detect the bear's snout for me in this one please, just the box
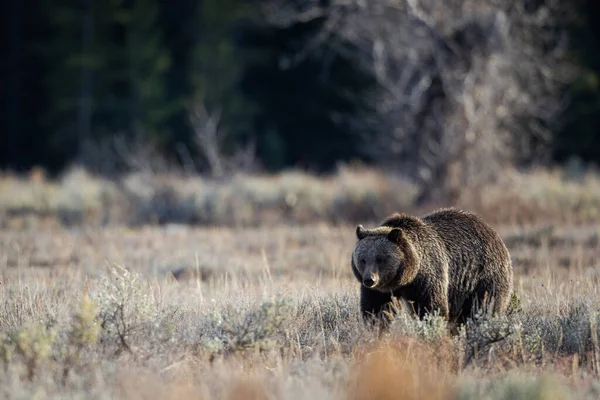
[363,272,379,288]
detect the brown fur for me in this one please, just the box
[351,207,513,326]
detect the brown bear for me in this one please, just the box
[351,207,513,326]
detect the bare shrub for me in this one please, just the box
[262,0,576,205]
[93,264,157,356]
[461,311,517,367]
[202,299,294,355]
[189,98,257,179]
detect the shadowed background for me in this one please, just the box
[2,0,600,228]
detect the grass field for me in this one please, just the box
[2,167,600,399]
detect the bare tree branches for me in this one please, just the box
[262,0,576,204]
[189,99,226,178]
[188,98,257,179]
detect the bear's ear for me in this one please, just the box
[388,228,403,243]
[356,225,366,240]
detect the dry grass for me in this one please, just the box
[2,166,600,398]
[3,164,600,229]
[346,337,455,400]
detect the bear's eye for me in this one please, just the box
[375,256,385,263]
[359,258,366,265]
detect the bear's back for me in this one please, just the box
[421,208,512,311]
[420,208,508,260]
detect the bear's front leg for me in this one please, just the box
[418,267,450,320]
[428,292,450,320]
[420,280,449,320]
[360,285,393,325]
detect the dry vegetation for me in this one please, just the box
[2,166,600,399]
[2,164,600,229]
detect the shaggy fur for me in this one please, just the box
[351,208,513,325]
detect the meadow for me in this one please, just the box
[2,165,600,399]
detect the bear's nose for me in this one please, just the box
[363,273,378,288]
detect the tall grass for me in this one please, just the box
[2,214,600,398]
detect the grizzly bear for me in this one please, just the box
[351,208,513,326]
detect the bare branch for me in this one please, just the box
[262,0,576,204]
[189,98,225,179]
[188,98,258,178]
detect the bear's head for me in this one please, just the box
[351,225,420,292]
